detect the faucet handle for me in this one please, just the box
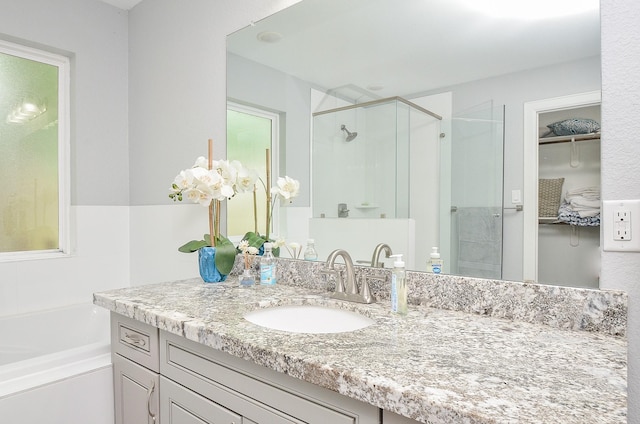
[321,268,345,293]
[360,275,384,304]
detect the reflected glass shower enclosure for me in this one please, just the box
[312,97,440,220]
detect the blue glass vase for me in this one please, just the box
[198,247,227,283]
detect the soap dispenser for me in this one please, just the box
[429,247,443,274]
[389,254,408,315]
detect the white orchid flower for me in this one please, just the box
[235,165,258,194]
[193,156,208,169]
[272,176,300,201]
[273,237,286,248]
[247,246,259,255]
[214,160,238,186]
[183,187,212,207]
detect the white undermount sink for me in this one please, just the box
[244,305,375,334]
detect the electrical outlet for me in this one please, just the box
[603,200,640,251]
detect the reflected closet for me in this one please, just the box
[537,105,601,288]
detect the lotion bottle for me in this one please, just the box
[390,254,408,315]
[260,243,276,285]
[429,247,443,274]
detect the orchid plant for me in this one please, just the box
[240,149,300,255]
[169,141,257,275]
[241,176,300,255]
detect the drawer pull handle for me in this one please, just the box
[147,380,156,423]
[123,331,147,348]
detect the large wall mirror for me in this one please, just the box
[226,0,601,288]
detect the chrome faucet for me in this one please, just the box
[338,203,349,218]
[371,243,393,268]
[321,249,375,304]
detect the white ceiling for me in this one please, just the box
[227,0,600,99]
[100,0,142,10]
[97,0,600,99]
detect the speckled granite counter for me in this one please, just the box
[94,268,626,423]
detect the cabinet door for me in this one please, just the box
[113,353,160,424]
[160,377,242,424]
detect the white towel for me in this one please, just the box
[569,197,600,209]
[565,186,600,201]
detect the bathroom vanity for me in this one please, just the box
[95,260,627,424]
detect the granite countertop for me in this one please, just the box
[94,277,626,424]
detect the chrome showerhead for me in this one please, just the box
[341,124,358,141]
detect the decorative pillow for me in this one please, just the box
[547,118,600,136]
[539,178,565,218]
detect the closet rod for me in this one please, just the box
[538,133,600,145]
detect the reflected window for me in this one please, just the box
[0,40,69,258]
[226,104,278,239]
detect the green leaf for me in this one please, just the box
[178,239,209,253]
[214,235,237,275]
[240,231,280,256]
[242,231,267,249]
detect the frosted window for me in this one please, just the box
[0,41,68,256]
[226,106,277,238]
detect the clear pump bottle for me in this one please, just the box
[260,243,276,285]
[389,254,408,315]
[429,247,443,274]
[303,239,318,261]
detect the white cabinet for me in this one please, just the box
[110,313,382,424]
[111,313,161,424]
[160,377,242,424]
[113,354,159,424]
[160,330,379,424]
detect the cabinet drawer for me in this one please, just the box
[161,377,242,424]
[111,312,160,372]
[161,376,299,424]
[161,331,379,424]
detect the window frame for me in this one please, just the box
[0,39,71,262]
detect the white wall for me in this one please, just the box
[0,0,130,316]
[600,0,640,420]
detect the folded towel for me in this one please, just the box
[558,201,601,226]
[565,186,600,201]
[569,197,601,210]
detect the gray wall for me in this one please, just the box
[127,0,301,206]
[0,0,129,206]
[227,53,312,206]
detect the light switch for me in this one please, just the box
[511,189,522,204]
[603,200,640,251]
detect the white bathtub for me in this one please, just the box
[0,303,114,423]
